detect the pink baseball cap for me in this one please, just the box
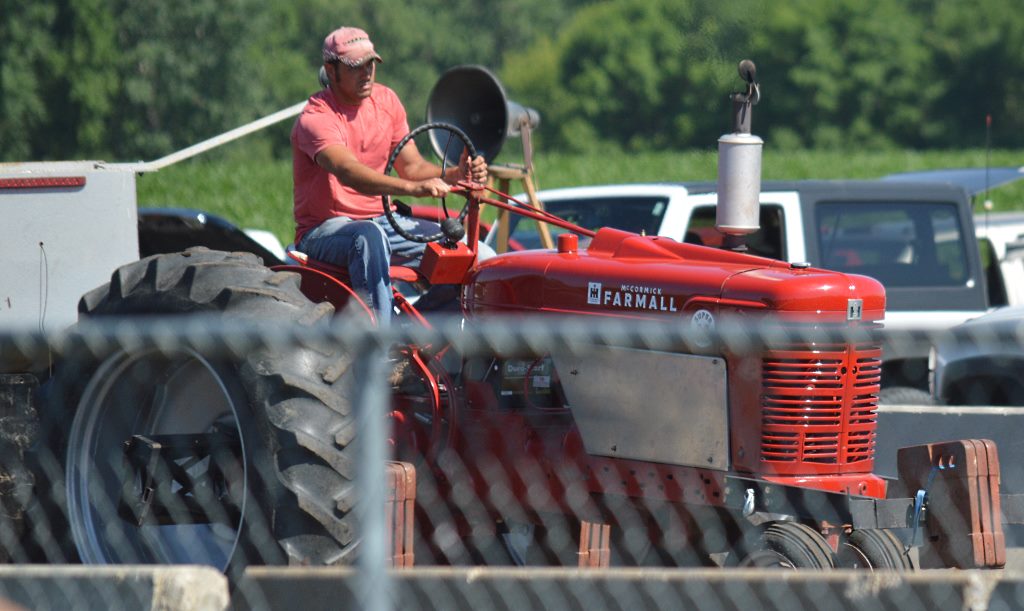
[322,27,383,67]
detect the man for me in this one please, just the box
[291,26,488,326]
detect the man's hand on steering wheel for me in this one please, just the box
[458,148,488,186]
[410,177,452,198]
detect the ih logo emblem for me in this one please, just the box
[847,299,863,321]
[587,282,602,305]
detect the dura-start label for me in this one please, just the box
[586,281,679,312]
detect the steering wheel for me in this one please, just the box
[382,122,478,244]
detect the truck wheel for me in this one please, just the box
[838,528,912,570]
[878,386,937,406]
[49,248,358,574]
[947,377,1024,406]
[737,522,836,569]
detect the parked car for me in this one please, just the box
[931,305,1024,405]
[975,210,1024,261]
[139,207,287,265]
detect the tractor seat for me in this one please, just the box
[286,249,422,283]
[285,249,461,325]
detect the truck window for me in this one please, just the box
[816,201,969,287]
[508,196,669,250]
[685,205,786,260]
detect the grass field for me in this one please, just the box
[136,147,1024,246]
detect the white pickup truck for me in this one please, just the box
[489,169,1024,395]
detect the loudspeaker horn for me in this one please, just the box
[426,65,540,166]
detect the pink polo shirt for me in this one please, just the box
[291,84,409,244]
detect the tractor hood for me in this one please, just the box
[464,227,885,323]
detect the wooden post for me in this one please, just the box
[385,461,417,567]
[487,164,554,253]
[577,520,611,568]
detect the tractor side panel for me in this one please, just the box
[551,347,729,470]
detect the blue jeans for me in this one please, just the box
[298,214,491,326]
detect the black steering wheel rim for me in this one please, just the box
[382,122,478,244]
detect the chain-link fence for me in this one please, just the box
[1,313,1024,610]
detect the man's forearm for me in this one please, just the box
[399,159,457,183]
[343,166,418,195]
[319,153,416,196]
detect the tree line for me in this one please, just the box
[2,0,1022,163]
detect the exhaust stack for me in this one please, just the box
[716,60,763,252]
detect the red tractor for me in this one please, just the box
[35,61,1011,576]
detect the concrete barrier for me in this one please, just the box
[878,404,1024,557]
[0,565,228,611]
[876,405,1024,486]
[233,566,1024,611]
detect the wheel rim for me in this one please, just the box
[839,543,873,569]
[738,549,797,569]
[66,348,248,570]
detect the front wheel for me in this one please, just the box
[43,248,361,575]
[838,528,913,570]
[736,522,836,569]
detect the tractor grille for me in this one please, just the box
[760,341,882,467]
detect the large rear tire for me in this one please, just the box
[39,248,360,575]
